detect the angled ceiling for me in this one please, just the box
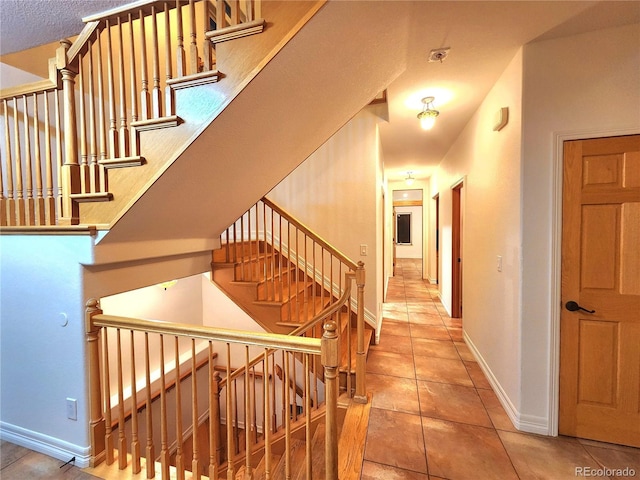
[1,1,639,185]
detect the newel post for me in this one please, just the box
[86,298,106,466]
[58,39,80,225]
[322,321,339,480]
[209,371,222,479]
[354,261,367,403]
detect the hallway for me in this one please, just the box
[361,259,640,480]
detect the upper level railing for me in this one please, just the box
[86,296,341,479]
[1,0,264,227]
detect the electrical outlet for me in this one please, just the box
[66,398,77,421]
[360,244,368,256]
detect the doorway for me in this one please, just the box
[392,189,423,279]
[451,181,464,318]
[559,134,640,447]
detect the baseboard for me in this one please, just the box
[462,332,549,436]
[0,422,91,468]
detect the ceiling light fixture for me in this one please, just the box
[417,96,439,130]
[405,172,415,186]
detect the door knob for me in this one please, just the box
[565,301,595,314]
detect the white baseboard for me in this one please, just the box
[462,332,549,436]
[0,422,91,468]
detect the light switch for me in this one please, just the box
[360,244,368,256]
[497,255,503,272]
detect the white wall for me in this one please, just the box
[268,109,381,327]
[0,234,95,465]
[520,23,640,431]
[430,48,524,426]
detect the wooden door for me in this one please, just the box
[452,183,463,318]
[559,134,640,447]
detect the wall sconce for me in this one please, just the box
[159,280,178,290]
[417,96,439,130]
[405,172,415,186]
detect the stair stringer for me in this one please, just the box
[90,1,411,248]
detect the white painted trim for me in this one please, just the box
[0,422,91,468]
[463,332,549,435]
[549,126,639,437]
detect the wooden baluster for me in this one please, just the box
[150,5,162,118]
[116,329,127,469]
[3,100,15,225]
[13,97,24,225]
[0,124,6,226]
[312,241,317,315]
[22,95,35,225]
[284,352,291,480]
[263,349,271,479]
[105,20,118,158]
[244,0,254,22]
[175,337,185,480]
[87,41,99,193]
[270,209,275,301]
[224,228,230,262]
[190,339,200,480]
[160,335,170,479]
[271,354,277,434]
[304,236,309,321]
[130,331,141,473]
[292,352,298,423]
[54,91,63,219]
[189,0,198,74]
[226,344,234,480]
[233,379,239,454]
[232,222,237,263]
[304,354,312,480]
[355,261,367,403]
[287,222,291,322]
[96,29,107,192]
[78,55,89,193]
[176,0,186,77]
[144,333,155,479]
[229,0,239,25]
[322,321,339,480]
[164,2,174,116]
[244,346,252,478]
[32,94,45,225]
[263,201,268,286]
[321,249,325,311]
[240,215,245,281]
[216,0,226,30]
[139,9,150,121]
[209,343,221,479]
[255,0,261,21]
[128,13,138,156]
[346,305,352,397]
[278,215,283,302]
[201,0,212,71]
[252,365,258,444]
[248,209,254,282]
[117,17,129,157]
[295,228,300,322]
[103,327,114,464]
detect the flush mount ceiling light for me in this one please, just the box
[405,172,415,186]
[417,96,439,130]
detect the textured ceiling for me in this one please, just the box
[0,0,133,55]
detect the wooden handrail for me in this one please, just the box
[262,196,358,271]
[92,314,321,354]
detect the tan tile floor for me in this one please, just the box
[361,258,640,480]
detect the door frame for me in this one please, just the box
[451,180,464,318]
[549,127,639,436]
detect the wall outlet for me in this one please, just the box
[66,398,77,421]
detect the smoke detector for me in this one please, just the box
[428,48,450,63]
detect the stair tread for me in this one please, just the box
[272,438,306,479]
[252,453,283,480]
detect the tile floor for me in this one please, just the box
[361,258,640,480]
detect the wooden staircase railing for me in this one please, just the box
[86,297,341,479]
[1,0,264,227]
[216,197,368,402]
